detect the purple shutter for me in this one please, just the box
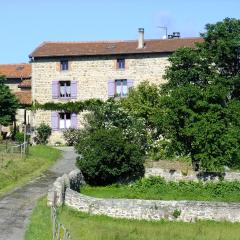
[108,80,115,98]
[127,79,134,89]
[51,112,59,131]
[71,81,77,99]
[71,113,77,128]
[52,81,59,99]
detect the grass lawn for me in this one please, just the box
[0,145,61,195]
[25,197,240,240]
[81,177,240,202]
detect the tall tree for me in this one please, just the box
[0,75,19,126]
[161,18,240,171]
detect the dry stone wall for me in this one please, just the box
[49,169,240,223]
[145,168,240,182]
[65,189,240,222]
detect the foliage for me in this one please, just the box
[160,18,240,171]
[33,99,103,113]
[76,127,145,186]
[26,198,240,240]
[82,176,240,202]
[0,75,19,125]
[121,81,162,132]
[15,131,24,143]
[63,128,81,146]
[35,123,52,145]
[75,100,147,185]
[172,209,181,219]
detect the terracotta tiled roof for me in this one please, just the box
[18,80,31,88]
[0,64,31,79]
[30,38,203,58]
[14,91,32,105]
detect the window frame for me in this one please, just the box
[115,79,128,97]
[60,60,69,71]
[116,58,125,70]
[59,112,71,129]
[59,80,71,99]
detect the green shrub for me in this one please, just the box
[63,128,81,146]
[15,131,24,143]
[76,127,145,186]
[35,123,51,145]
[172,209,181,218]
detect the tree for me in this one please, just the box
[161,18,240,171]
[0,75,19,126]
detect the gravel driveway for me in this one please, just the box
[0,147,77,240]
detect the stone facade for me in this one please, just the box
[32,54,170,144]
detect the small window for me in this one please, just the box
[115,79,128,97]
[117,59,125,69]
[60,60,69,71]
[59,81,71,98]
[59,112,71,129]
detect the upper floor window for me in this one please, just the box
[59,81,71,98]
[60,60,69,71]
[115,79,128,97]
[117,58,125,69]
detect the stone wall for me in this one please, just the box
[32,54,170,143]
[49,169,240,223]
[145,168,240,182]
[65,189,240,223]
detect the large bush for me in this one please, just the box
[76,127,145,186]
[35,123,51,145]
[75,100,147,185]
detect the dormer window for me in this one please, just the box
[117,58,125,69]
[60,60,69,71]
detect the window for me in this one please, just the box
[60,60,69,71]
[115,79,128,97]
[59,81,71,98]
[117,58,125,69]
[59,112,71,129]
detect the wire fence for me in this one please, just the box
[51,206,71,240]
[0,142,29,168]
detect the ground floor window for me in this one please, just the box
[115,79,128,97]
[59,112,71,129]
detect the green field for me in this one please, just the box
[25,198,240,240]
[0,145,61,194]
[81,177,240,202]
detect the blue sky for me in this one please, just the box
[0,0,239,64]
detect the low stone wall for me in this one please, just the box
[145,168,240,182]
[47,169,85,207]
[65,188,240,222]
[49,168,240,222]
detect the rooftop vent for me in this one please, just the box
[168,32,181,39]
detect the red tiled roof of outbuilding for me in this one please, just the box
[0,64,31,79]
[14,91,32,105]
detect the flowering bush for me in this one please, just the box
[63,128,81,146]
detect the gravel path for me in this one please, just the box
[0,147,77,240]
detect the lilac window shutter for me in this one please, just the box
[71,81,77,99]
[71,113,77,128]
[108,80,115,98]
[52,81,59,99]
[127,79,134,89]
[51,112,59,130]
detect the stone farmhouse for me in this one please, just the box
[0,64,32,134]
[29,29,202,144]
